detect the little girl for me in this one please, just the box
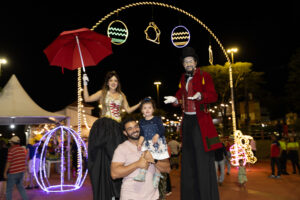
[238,159,247,188]
[134,97,169,188]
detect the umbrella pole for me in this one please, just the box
[75,36,86,73]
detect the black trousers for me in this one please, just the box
[271,157,281,176]
[181,115,219,200]
[289,150,300,173]
[280,150,288,173]
[166,173,172,193]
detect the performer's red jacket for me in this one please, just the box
[175,68,222,152]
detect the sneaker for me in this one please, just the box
[153,173,163,188]
[34,185,39,189]
[134,169,147,182]
[226,172,230,175]
[218,182,223,186]
[276,176,281,179]
[268,175,276,178]
[25,186,33,190]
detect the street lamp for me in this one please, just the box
[227,48,238,63]
[225,48,239,132]
[0,58,7,76]
[154,81,161,107]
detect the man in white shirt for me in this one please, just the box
[111,118,170,200]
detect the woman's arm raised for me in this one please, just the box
[122,93,141,114]
[83,85,102,103]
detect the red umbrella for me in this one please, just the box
[44,27,112,73]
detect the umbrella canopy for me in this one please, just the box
[44,28,112,72]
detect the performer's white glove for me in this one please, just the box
[187,92,202,100]
[82,73,89,86]
[164,96,178,104]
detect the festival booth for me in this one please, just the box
[55,102,98,138]
[0,75,88,192]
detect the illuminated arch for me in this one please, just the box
[78,1,257,165]
[88,1,237,132]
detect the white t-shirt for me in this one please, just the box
[112,140,159,200]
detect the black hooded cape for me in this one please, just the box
[88,118,126,200]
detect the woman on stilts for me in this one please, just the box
[83,71,141,200]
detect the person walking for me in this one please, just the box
[238,159,247,189]
[224,138,232,175]
[25,139,41,189]
[3,136,28,200]
[214,142,228,186]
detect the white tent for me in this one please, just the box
[0,74,67,125]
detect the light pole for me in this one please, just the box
[154,81,161,107]
[227,48,238,63]
[0,58,7,77]
[225,48,238,132]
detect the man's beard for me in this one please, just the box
[185,66,195,75]
[127,131,140,140]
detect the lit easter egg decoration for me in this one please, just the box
[171,25,190,48]
[230,143,246,166]
[33,126,88,193]
[107,20,129,45]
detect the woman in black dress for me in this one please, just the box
[83,71,141,200]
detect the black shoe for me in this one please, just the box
[34,185,39,189]
[282,172,289,175]
[25,186,33,190]
[293,171,296,174]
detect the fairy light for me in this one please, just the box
[230,130,257,166]
[82,112,91,130]
[33,126,88,192]
[78,68,82,136]
[33,124,52,135]
[230,143,246,166]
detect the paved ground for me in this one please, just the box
[6,160,300,200]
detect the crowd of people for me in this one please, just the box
[270,134,300,178]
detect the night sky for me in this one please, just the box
[0,0,299,115]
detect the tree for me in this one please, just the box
[201,62,264,134]
[286,48,300,114]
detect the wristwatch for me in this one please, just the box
[154,159,158,164]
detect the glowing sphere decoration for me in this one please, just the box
[107,20,129,45]
[171,25,190,48]
[33,126,88,193]
[229,143,246,166]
